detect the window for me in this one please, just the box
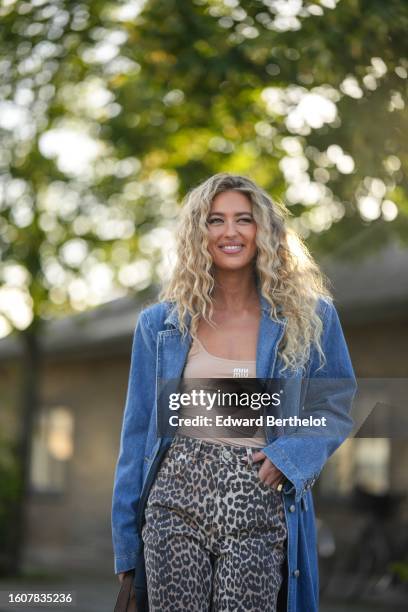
[318,439,355,497]
[353,438,390,494]
[30,406,74,494]
[318,437,390,499]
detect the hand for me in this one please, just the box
[118,571,132,584]
[244,451,285,489]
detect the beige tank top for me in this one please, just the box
[177,338,266,447]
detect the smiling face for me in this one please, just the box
[206,190,258,272]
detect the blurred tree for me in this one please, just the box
[0,0,167,574]
[108,0,407,257]
[0,0,407,575]
[0,435,21,574]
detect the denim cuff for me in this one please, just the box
[262,441,307,503]
[114,537,142,574]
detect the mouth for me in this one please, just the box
[219,243,244,254]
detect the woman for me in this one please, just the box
[111,173,356,611]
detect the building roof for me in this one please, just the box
[321,241,408,323]
[1,243,407,360]
[0,291,157,360]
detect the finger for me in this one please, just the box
[271,477,283,489]
[258,462,280,481]
[270,471,284,484]
[259,469,283,487]
[262,476,283,489]
[250,451,266,463]
[258,462,274,481]
[272,475,285,490]
[258,464,268,480]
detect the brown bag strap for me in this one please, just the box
[114,571,137,612]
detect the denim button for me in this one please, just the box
[293,569,300,578]
[289,504,296,513]
[222,449,232,460]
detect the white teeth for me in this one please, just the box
[221,245,243,252]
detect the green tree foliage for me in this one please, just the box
[0,0,407,332]
[0,0,168,334]
[109,0,408,255]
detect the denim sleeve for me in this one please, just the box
[262,299,357,503]
[111,310,156,574]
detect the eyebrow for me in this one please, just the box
[207,212,253,216]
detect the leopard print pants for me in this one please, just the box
[141,434,287,611]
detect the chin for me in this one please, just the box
[213,259,254,271]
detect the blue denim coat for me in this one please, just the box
[111,295,356,612]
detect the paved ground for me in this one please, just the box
[0,574,117,612]
[0,574,406,612]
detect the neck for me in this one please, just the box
[212,268,259,312]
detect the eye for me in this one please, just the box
[237,217,253,223]
[207,217,223,224]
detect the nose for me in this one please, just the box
[223,219,239,238]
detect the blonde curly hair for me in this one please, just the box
[160,173,332,372]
